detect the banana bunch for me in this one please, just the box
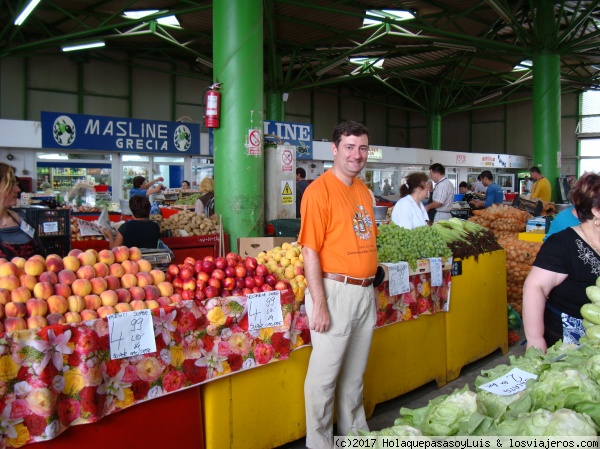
[581,278,600,342]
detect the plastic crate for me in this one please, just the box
[39,236,70,257]
[268,219,301,238]
[13,208,72,257]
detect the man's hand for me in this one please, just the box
[311,302,330,333]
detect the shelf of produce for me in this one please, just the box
[201,347,311,449]
[33,387,204,449]
[362,313,447,418]
[445,249,508,382]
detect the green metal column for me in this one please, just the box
[532,0,560,201]
[213,0,264,251]
[428,85,441,150]
[266,90,285,122]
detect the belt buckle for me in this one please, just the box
[343,275,348,285]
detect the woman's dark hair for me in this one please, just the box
[400,172,429,198]
[132,176,145,189]
[571,173,600,222]
[129,195,151,218]
[332,121,369,148]
[181,180,190,188]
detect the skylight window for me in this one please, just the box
[123,10,180,27]
[364,9,414,26]
[349,57,384,70]
[513,59,533,71]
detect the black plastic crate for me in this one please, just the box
[12,208,71,257]
[268,219,301,238]
[38,236,71,258]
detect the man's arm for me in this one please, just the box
[424,201,442,211]
[302,246,330,333]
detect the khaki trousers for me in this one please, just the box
[304,278,376,449]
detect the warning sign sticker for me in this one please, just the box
[248,129,262,156]
[281,148,293,172]
[281,181,293,204]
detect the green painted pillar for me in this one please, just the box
[428,84,441,150]
[266,90,285,122]
[532,0,560,201]
[213,0,264,251]
[428,113,442,150]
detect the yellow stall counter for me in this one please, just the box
[445,250,508,382]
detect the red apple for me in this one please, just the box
[204,285,218,298]
[261,284,274,292]
[197,271,210,283]
[214,257,227,270]
[252,286,261,293]
[242,287,253,296]
[274,280,288,291]
[167,264,179,278]
[172,277,183,290]
[231,288,243,296]
[183,278,197,291]
[207,277,221,290]
[169,293,183,303]
[181,289,194,301]
[225,257,236,267]
[195,279,207,291]
[244,276,256,289]
[220,289,231,298]
[265,274,277,287]
[222,277,235,290]
[194,260,204,274]
[224,266,236,278]
[201,260,215,275]
[253,275,265,287]
[211,269,225,280]
[184,256,196,266]
[244,257,258,270]
[234,265,247,279]
[179,265,194,281]
[203,255,214,263]
[194,289,206,301]
[226,252,241,263]
[246,268,255,278]
[256,264,269,277]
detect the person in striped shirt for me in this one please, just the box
[424,163,454,223]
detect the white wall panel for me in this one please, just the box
[29,56,77,90]
[131,68,170,120]
[29,91,77,120]
[85,59,128,96]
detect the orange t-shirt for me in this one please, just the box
[298,170,378,278]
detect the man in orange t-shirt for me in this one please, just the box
[298,120,378,448]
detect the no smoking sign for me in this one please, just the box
[281,148,293,172]
[248,129,262,155]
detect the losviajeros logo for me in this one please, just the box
[174,125,191,151]
[52,115,76,146]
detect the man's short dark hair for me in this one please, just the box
[529,166,542,175]
[332,121,369,148]
[296,167,306,179]
[132,176,145,189]
[129,195,151,218]
[429,163,445,175]
[459,181,468,189]
[480,170,493,181]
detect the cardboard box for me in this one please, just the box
[526,216,547,232]
[237,237,296,257]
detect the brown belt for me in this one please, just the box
[323,272,375,287]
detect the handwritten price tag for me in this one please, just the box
[247,291,284,331]
[388,262,410,296]
[107,310,156,360]
[478,368,537,396]
[429,257,443,287]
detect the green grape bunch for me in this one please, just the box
[376,222,452,269]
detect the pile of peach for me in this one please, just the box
[0,246,177,333]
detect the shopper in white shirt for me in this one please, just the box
[391,172,430,229]
[425,163,454,223]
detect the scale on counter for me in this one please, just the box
[454,201,471,209]
[140,249,172,271]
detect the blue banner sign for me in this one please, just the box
[41,111,200,155]
[263,121,312,160]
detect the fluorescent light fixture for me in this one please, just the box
[513,59,533,71]
[472,91,503,104]
[364,9,414,26]
[14,0,41,26]
[316,58,348,76]
[62,41,105,52]
[195,56,213,69]
[433,42,476,52]
[349,57,384,69]
[123,10,180,27]
[37,153,68,160]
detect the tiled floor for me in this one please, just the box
[276,337,527,449]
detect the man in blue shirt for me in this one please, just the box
[469,170,504,208]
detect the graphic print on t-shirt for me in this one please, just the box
[352,205,373,240]
[577,239,600,276]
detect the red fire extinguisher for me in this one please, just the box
[204,82,222,128]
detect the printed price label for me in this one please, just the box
[247,291,284,331]
[20,220,35,238]
[430,257,443,286]
[107,310,157,360]
[478,368,537,396]
[42,221,58,233]
[387,262,410,296]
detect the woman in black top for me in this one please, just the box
[103,195,160,249]
[523,173,600,352]
[0,163,41,259]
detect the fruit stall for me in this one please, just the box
[0,219,511,448]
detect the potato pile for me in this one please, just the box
[70,217,104,241]
[469,205,541,315]
[159,210,218,237]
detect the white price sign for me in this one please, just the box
[42,221,58,233]
[387,262,410,296]
[429,257,443,287]
[247,290,284,331]
[107,310,157,360]
[478,368,537,396]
